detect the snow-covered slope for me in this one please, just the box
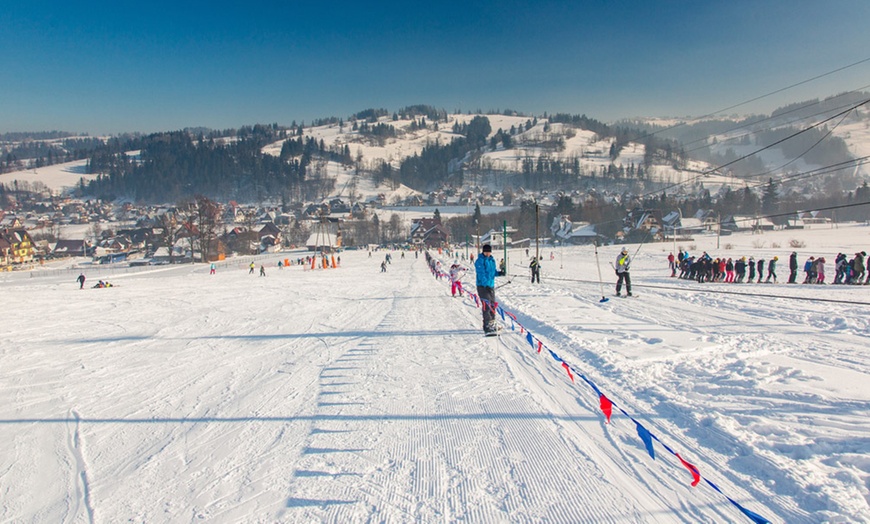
[2,223,868,522]
[0,158,95,192]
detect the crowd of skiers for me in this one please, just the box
[672,249,868,285]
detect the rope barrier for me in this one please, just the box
[531,273,870,307]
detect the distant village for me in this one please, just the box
[0,185,830,270]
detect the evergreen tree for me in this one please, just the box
[761,178,779,214]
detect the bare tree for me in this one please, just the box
[158,210,180,263]
[195,195,222,262]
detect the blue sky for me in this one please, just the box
[2,1,869,135]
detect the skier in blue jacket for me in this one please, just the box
[475,244,499,334]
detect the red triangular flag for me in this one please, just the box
[537,340,543,354]
[675,453,701,486]
[599,394,613,423]
[561,362,574,382]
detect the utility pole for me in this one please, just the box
[503,220,508,272]
[535,203,540,262]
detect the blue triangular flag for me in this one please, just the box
[636,422,655,460]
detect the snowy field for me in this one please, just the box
[0,159,95,190]
[1,224,869,523]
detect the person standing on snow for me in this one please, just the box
[449,262,466,297]
[765,257,778,283]
[259,265,266,277]
[756,258,765,283]
[803,256,815,283]
[475,244,499,334]
[788,252,798,283]
[77,273,86,289]
[735,257,746,283]
[529,256,541,284]
[854,251,866,284]
[249,261,255,274]
[615,247,632,297]
[210,263,216,275]
[834,253,847,284]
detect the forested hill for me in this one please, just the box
[84,124,307,203]
[77,108,684,204]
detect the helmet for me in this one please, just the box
[621,248,628,254]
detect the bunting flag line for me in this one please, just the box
[428,251,770,524]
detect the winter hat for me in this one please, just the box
[482,244,492,253]
[621,247,628,254]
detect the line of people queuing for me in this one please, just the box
[672,249,867,284]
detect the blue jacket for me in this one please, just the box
[475,253,497,287]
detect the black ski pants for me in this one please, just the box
[477,285,496,332]
[616,271,631,295]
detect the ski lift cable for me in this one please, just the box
[619,57,870,143]
[536,170,870,236]
[678,85,870,155]
[735,108,855,182]
[643,97,870,201]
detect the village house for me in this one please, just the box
[409,216,450,248]
[52,239,90,258]
[0,228,35,265]
[550,215,599,245]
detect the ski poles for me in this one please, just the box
[594,242,609,303]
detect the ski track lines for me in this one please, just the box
[0,262,383,522]
[281,261,703,523]
[4,254,858,522]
